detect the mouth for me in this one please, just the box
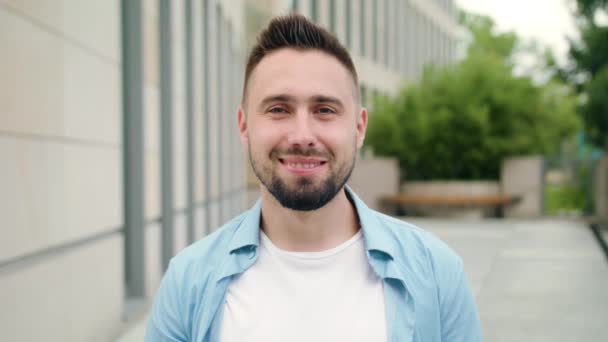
[278,157,327,175]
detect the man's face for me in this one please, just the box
[238,48,367,211]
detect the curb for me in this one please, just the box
[590,222,608,262]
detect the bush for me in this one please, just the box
[365,12,580,181]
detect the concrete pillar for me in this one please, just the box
[595,155,608,220]
[501,155,545,218]
[349,157,400,211]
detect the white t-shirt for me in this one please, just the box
[219,229,387,342]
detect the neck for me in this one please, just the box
[259,186,360,252]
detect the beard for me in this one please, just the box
[249,143,356,211]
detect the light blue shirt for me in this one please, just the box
[145,187,482,341]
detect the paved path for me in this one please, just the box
[409,218,608,342]
[117,218,608,341]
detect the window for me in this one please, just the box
[311,0,318,22]
[345,0,351,48]
[329,0,336,33]
[372,0,378,61]
[159,0,175,270]
[359,0,365,56]
[122,0,146,298]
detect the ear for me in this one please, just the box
[237,106,248,149]
[356,107,368,149]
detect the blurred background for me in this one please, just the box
[0,0,607,341]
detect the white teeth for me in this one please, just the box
[288,162,319,169]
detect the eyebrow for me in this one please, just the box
[259,94,295,109]
[310,95,344,107]
[258,94,345,109]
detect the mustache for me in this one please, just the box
[270,146,333,160]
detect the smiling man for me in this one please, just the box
[145,14,482,342]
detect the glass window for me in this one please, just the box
[345,0,351,48]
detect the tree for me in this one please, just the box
[564,0,608,149]
[365,12,580,180]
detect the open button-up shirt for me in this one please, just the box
[145,187,483,342]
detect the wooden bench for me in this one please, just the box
[380,194,521,217]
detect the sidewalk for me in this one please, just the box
[117,218,608,341]
[414,218,608,342]
[116,318,147,342]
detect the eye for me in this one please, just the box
[316,106,337,115]
[268,106,289,114]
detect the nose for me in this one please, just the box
[286,109,316,147]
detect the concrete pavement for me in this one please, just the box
[117,218,608,341]
[411,218,608,342]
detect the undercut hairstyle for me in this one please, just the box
[242,14,359,103]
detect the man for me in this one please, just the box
[146,14,482,342]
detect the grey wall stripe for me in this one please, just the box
[384,0,390,67]
[159,0,174,270]
[345,0,351,48]
[121,0,146,298]
[227,23,233,218]
[311,0,318,22]
[359,0,365,57]
[184,0,196,244]
[216,5,224,223]
[329,0,336,33]
[202,0,212,236]
[372,0,378,62]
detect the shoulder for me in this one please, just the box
[145,212,251,340]
[372,213,482,340]
[371,211,464,276]
[167,211,249,285]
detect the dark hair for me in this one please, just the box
[242,14,359,103]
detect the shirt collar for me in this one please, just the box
[218,186,404,285]
[227,185,400,261]
[346,185,400,260]
[227,198,262,253]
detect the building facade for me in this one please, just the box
[287,0,458,99]
[0,1,458,340]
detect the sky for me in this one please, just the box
[455,0,579,64]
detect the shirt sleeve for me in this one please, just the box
[439,258,483,342]
[144,261,189,342]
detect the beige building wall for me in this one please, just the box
[0,1,460,339]
[0,0,246,340]
[138,0,247,296]
[0,1,124,341]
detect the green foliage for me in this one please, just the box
[365,12,580,180]
[459,12,518,61]
[564,0,608,149]
[545,184,589,214]
[545,162,594,215]
[576,0,608,18]
[581,68,608,147]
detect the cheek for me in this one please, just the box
[248,124,283,151]
[321,130,355,156]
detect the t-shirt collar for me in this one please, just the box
[227,185,400,262]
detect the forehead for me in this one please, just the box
[246,48,356,105]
